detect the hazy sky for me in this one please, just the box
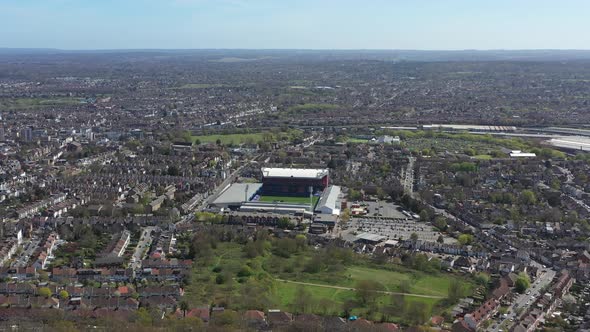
[1,0,589,50]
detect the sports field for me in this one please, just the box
[258,195,320,206]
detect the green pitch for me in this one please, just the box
[258,195,320,206]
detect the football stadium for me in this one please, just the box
[211,167,341,217]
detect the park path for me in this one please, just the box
[274,278,445,299]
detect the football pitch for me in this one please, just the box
[258,195,320,206]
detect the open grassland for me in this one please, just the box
[346,137,370,144]
[184,240,474,323]
[0,97,83,110]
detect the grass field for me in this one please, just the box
[347,137,370,144]
[191,133,265,145]
[0,97,83,110]
[473,154,493,160]
[184,241,474,323]
[258,195,320,206]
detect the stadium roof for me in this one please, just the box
[509,150,537,158]
[212,183,263,205]
[261,167,328,179]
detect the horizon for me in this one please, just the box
[3,47,590,52]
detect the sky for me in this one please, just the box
[1,0,589,50]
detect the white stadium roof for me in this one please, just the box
[212,183,263,205]
[261,167,328,179]
[509,150,537,158]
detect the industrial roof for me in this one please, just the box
[355,232,386,243]
[509,150,537,158]
[261,167,329,179]
[212,183,263,205]
[315,185,341,215]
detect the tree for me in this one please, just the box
[399,280,411,294]
[434,217,448,231]
[419,209,430,222]
[355,280,385,305]
[179,300,190,317]
[520,190,537,205]
[216,273,230,285]
[515,272,531,294]
[295,234,307,251]
[38,287,52,298]
[390,293,405,312]
[292,286,315,314]
[458,233,474,245]
[59,290,69,300]
[475,273,491,288]
[237,265,253,278]
[348,189,362,200]
[213,310,239,327]
[276,217,294,230]
[404,301,431,325]
[437,235,445,243]
[341,208,351,223]
[410,233,419,242]
[376,187,387,200]
[168,165,180,176]
[448,279,463,303]
[464,148,476,156]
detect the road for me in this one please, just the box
[131,226,156,270]
[12,237,40,268]
[274,279,444,299]
[402,156,415,197]
[488,268,556,332]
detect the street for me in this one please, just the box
[130,226,156,271]
[488,268,556,332]
[11,237,40,268]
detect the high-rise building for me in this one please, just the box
[20,127,33,142]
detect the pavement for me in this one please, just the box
[344,217,444,242]
[488,268,556,332]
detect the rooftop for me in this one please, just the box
[261,167,329,179]
[212,183,263,205]
[355,232,386,243]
